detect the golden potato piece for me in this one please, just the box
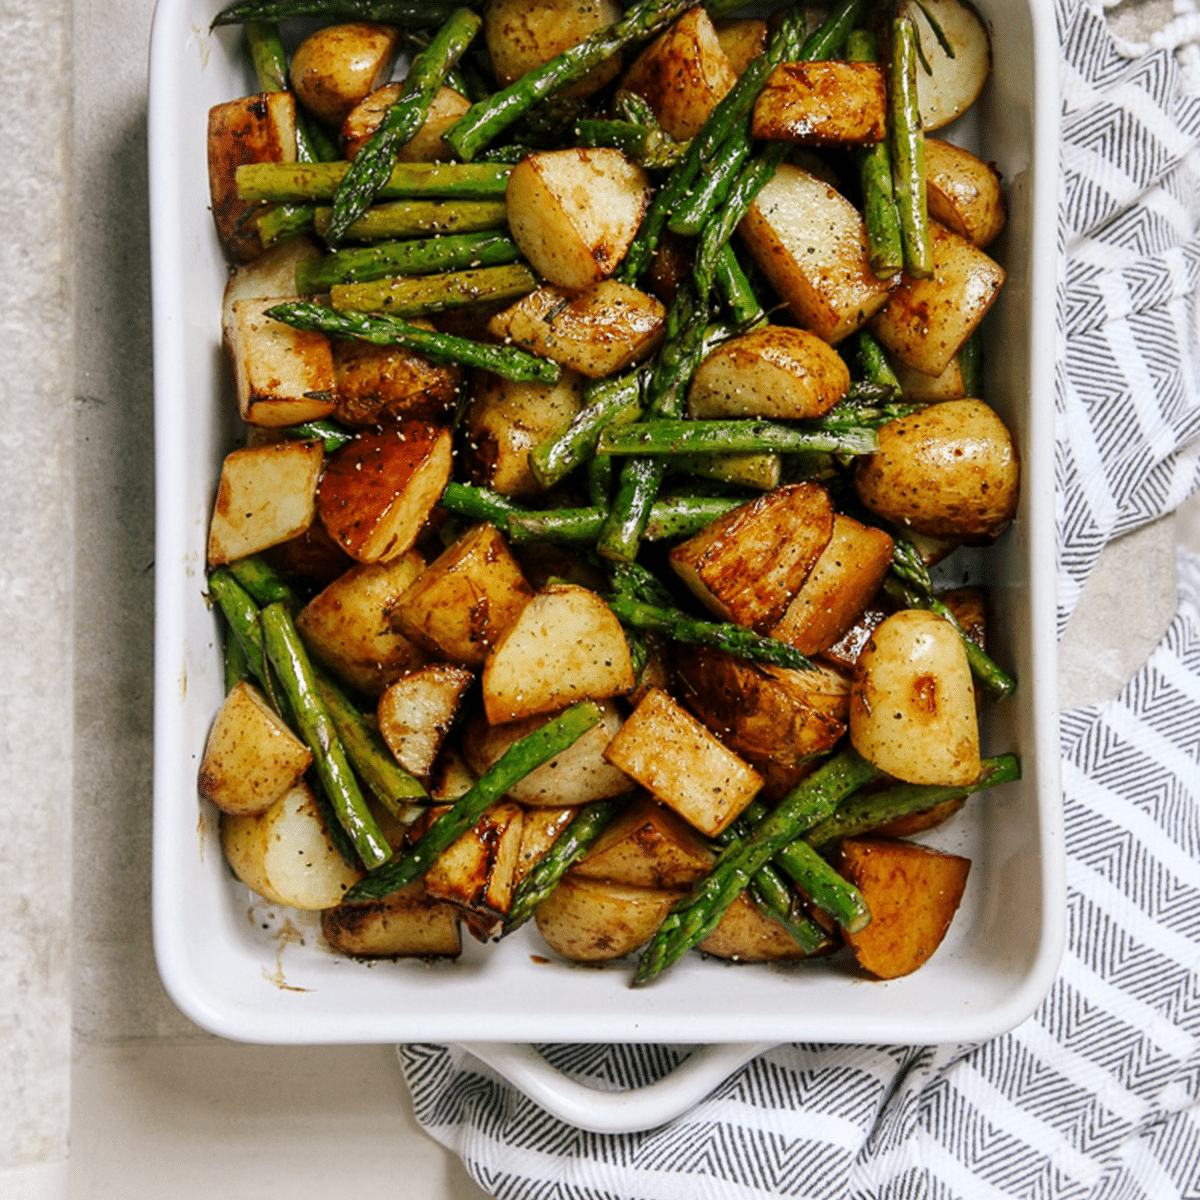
[925,138,1006,249]
[906,0,990,131]
[751,61,887,146]
[836,837,971,979]
[342,83,469,162]
[333,337,461,427]
[534,874,683,961]
[377,664,474,778]
[512,806,578,889]
[290,22,399,127]
[714,18,767,76]
[697,891,815,962]
[321,882,461,959]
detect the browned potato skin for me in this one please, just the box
[290,23,399,127]
[714,18,767,76]
[207,92,297,262]
[341,83,470,161]
[534,874,683,961]
[620,6,737,141]
[770,515,894,656]
[389,522,534,667]
[675,645,846,780]
[854,399,1019,541]
[687,325,849,421]
[925,139,1006,248]
[316,421,453,563]
[751,62,887,146]
[333,337,461,427]
[668,482,835,632]
[697,891,813,962]
[485,0,622,98]
[321,882,461,959]
[836,837,971,979]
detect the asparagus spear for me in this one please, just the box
[278,418,356,453]
[259,603,393,870]
[207,568,287,715]
[296,230,521,292]
[504,495,743,546]
[853,328,902,390]
[346,701,604,900]
[213,0,464,25]
[848,27,904,278]
[597,419,879,458]
[502,799,622,933]
[330,262,537,317]
[442,0,696,161]
[713,244,766,330]
[574,119,688,169]
[804,753,1021,851]
[219,609,253,694]
[236,160,512,204]
[326,8,482,244]
[265,300,560,383]
[890,14,933,278]
[317,198,509,241]
[437,480,522,529]
[632,748,883,985]
[959,329,983,397]
[773,838,870,933]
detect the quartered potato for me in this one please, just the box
[697,892,817,962]
[714,18,768,77]
[321,882,462,959]
[332,336,461,426]
[289,22,400,127]
[377,664,474,778]
[751,61,887,146]
[905,0,991,131]
[573,794,714,888]
[535,874,683,962]
[925,138,1006,249]
[342,83,470,162]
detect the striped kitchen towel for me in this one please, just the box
[399,1,1200,1195]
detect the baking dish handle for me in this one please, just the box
[456,1041,777,1133]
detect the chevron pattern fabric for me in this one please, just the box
[399,2,1200,1194]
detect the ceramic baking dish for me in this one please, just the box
[149,0,1063,1127]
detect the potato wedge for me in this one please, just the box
[512,805,578,889]
[853,399,1019,541]
[906,0,990,131]
[836,837,971,978]
[714,18,767,77]
[603,687,762,837]
[295,553,428,698]
[333,336,461,426]
[481,583,635,723]
[487,281,665,379]
[869,221,1005,377]
[342,83,470,162]
[461,700,632,806]
[697,891,814,962]
[534,874,683,961]
[850,609,980,787]
[573,794,714,888]
[207,439,324,567]
[321,882,462,959]
[484,0,623,98]
[389,522,534,668]
[769,515,894,656]
[506,149,652,290]
[462,369,586,496]
[377,664,475,778]
[199,681,312,816]
[620,6,736,140]
[751,61,887,146]
[668,482,834,632]
[687,325,849,421]
[207,92,297,262]
[224,298,337,428]
[739,163,894,343]
[925,138,1006,249]
[290,22,400,127]
[220,782,363,910]
[316,421,453,563]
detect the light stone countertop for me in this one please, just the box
[1,1,1194,1196]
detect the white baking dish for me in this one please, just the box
[149,0,1063,1124]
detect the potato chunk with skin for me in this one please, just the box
[739,163,894,344]
[481,583,635,723]
[461,701,631,806]
[687,326,849,421]
[850,609,980,787]
[463,369,586,496]
[377,664,474,778]
[342,83,470,162]
[199,681,312,816]
[836,837,971,979]
[506,149,652,291]
[751,61,887,146]
[513,806,577,889]
[316,421,453,563]
[603,687,762,837]
[854,399,1019,541]
[485,0,622,98]
[925,138,1006,249]
[390,522,533,667]
[333,337,461,427]
[290,23,400,127]
[207,91,297,262]
[620,6,737,141]
[769,515,895,656]
[869,221,1005,377]
[207,439,324,567]
[296,554,428,698]
[697,891,815,962]
[714,18,767,76]
[574,794,714,888]
[668,482,834,633]
[224,298,337,428]
[535,874,683,961]
[907,0,990,132]
[321,882,461,959]
[487,282,665,379]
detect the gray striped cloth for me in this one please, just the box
[399,2,1200,1194]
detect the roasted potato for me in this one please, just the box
[906,0,990,131]
[535,874,683,961]
[332,336,462,427]
[341,83,470,162]
[925,138,1006,248]
[322,883,462,960]
[289,23,399,127]
[697,892,817,962]
[377,664,475,778]
[751,61,887,146]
